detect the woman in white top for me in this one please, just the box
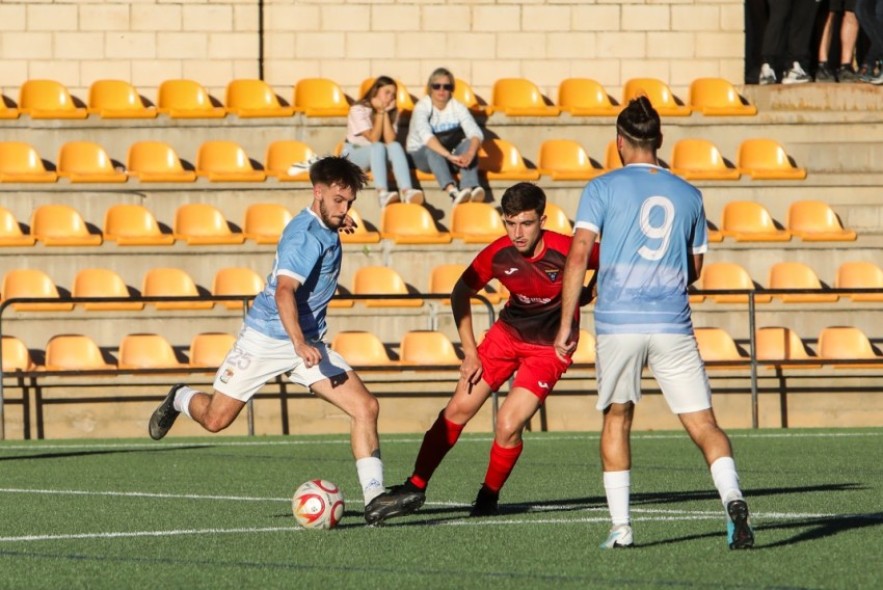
[406,67,485,206]
[343,76,424,207]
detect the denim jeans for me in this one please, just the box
[408,138,480,190]
[343,141,413,191]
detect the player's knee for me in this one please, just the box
[354,394,380,423]
[493,414,524,446]
[202,412,234,433]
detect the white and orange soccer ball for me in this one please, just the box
[292,479,345,530]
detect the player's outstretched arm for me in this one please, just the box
[451,278,483,385]
[555,227,598,361]
[275,275,321,368]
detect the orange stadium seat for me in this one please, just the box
[57,141,127,183]
[490,78,560,116]
[622,78,691,116]
[353,266,423,308]
[537,139,604,181]
[340,207,381,244]
[767,261,839,303]
[755,326,820,369]
[698,262,772,304]
[0,91,20,119]
[572,330,597,365]
[451,202,506,243]
[359,77,415,114]
[18,80,88,119]
[1,269,73,312]
[293,78,350,117]
[381,203,452,244]
[451,78,487,113]
[196,140,266,182]
[557,78,621,116]
[157,79,226,118]
[225,79,294,118]
[118,333,185,370]
[212,267,265,310]
[720,201,791,242]
[694,327,750,368]
[264,140,316,181]
[479,138,541,180]
[189,332,236,368]
[835,261,883,302]
[331,331,396,367]
[0,207,36,246]
[738,138,807,180]
[103,204,175,246]
[44,334,115,371]
[0,142,58,183]
[1,335,34,372]
[243,203,292,244]
[30,204,103,246]
[399,330,461,366]
[174,203,246,245]
[72,268,144,311]
[543,202,573,235]
[817,326,883,367]
[787,200,856,241]
[87,79,157,119]
[126,141,197,183]
[428,263,501,305]
[669,139,741,180]
[689,78,757,116]
[604,140,623,171]
[142,267,213,310]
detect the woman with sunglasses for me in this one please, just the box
[406,67,485,206]
[343,76,425,207]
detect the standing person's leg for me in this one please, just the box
[386,141,424,204]
[838,6,862,80]
[761,0,795,82]
[816,10,838,80]
[745,0,770,83]
[782,0,822,82]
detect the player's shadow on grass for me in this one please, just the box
[0,445,211,462]
[630,482,867,507]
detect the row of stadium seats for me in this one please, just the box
[0,77,754,120]
[0,137,806,184]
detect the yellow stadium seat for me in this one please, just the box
[835,261,883,302]
[720,201,791,242]
[293,78,350,117]
[479,138,541,180]
[381,203,452,244]
[88,79,157,118]
[57,141,127,183]
[699,262,772,304]
[353,266,423,308]
[359,77,415,114]
[755,326,820,369]
[787,200,856,242]
[340,207,381,244]
[669,139,741,180]
[543,202,573,235]
[0,92,20,119]
[264,140,316,181]
[243,203,292,244]
[142,267,213,310]
[738,138,807,180]
[329,286,355,309]
[331,331,396,367]
[18,80,88,119]
[622,78,691,116]
[0,142,58,183]
[189,332,236,368]
[604,140,623,171]
[118,333,185,370]
[0,207,36,246]
[452,78,488,114]
[196,140,266,182]
[44,334,115,371]
[399,330,461,366]
[212,267,265,310]
[225,79,294,118]
[817,326,883,368]
[451,202,506,243]
[30,204,103,246]
[689,78,757,116]
[103,204,175,246]
[428,263,501,305]
[767,261,839,303]
[1,269,73,312]
[1,335,34,372]
[126,141,197,183]
[694,327,750,368]
[174,203,245,245]
[572,330,596,365]
[537,139,604,181]
[73,268,144,311]
[490,78,560,116]
[157,79,226,118]
[557,78,621,116]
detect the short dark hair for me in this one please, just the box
[309,155,368,193]
[616,96,661,150]
[500,182,546,217]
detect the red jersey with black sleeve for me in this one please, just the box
[461,230,600,346]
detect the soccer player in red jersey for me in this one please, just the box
[365,182,599,523]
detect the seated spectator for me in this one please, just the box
[406,67,485,207]
[759,0,821,84]
[343,76,424,207]
[816,1,860,82]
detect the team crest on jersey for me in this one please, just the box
[544,268,561,282]
[219,368,234,384]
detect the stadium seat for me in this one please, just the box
[212,267,265,310]
[118,333,185,369]
[328,286,355,309]
[57,141,127,183]
[557,78,621,116]
[243,203,292,244]
[787,200,856,241]
[669,139,741,180]
[720,201,791,242]
[0,142,58,183]
[340,207,381,244]
[450,78,487,113]
[103,204,175,246]
[293,78,350,117]
[621,78,691,116]
[835,261,883,302]
[571,330,596,365]
[428,263,501,305]
[156,79,226,118]
[451,202,506,243]
[399,330,461,366]
[352,266,423,308]
[87,79,157,118]
[225,79,294,118]
[694,327,750,368]
[0,207,36,246]
[72,268,144,311]
[380,203,452,244]
[44,334,115,371]
[30,204,103,246]
[755,326,820,369]
[699,262,772,304]
[1,335,34,372]
[738,138,807,180]
[604,140,623,171]
[196,140,266,182]
[331,331,396,367]
[174,203,246,245]
[264,140,316,181]
[688,78,757,116]
[142,267,213,310]
[0,91,20,119]
[537,139,604,180]
[359,77,415,113]
[1,268,73,312]
[189,332,236,368]
[490,78,560,116]
[543,202,573,235]
[18,80,88,119]
[126,141,197,183]
[817,326,882,367]
[767,261,839,303]
[479,138,541,180]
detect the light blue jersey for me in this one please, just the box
[245,208,341,341]
[575,163,708,335]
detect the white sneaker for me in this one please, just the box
[782,61,811,85]
[401,189,424,205]
[600,524,633,549]
[378,190,399,208]
[450,188,472,206]
[470,186,486,203]
[759,63,777,85]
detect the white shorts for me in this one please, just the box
[212,326,352,402]
[595,333,712,414]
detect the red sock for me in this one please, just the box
[409,411,465,490]
[483,441,523,493]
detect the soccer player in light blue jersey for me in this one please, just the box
[554,97,754,550]
[149,156,391,524]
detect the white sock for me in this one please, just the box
[603,470,631,526]
[173,386,198,419]
[710,456,743,506]
[356,457,384,504]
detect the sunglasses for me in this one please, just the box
[431,83,454,91]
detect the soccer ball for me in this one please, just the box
[292,479,345,530]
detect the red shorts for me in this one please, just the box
[477,323,572,402]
